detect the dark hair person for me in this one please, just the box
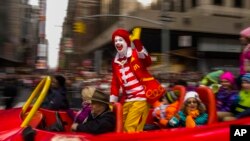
[41,75,69,110]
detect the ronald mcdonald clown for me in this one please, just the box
[110,27,165,132]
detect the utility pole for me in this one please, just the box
[160,0,173,66]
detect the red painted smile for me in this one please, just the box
[116,44,123,51]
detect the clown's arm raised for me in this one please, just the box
[130,27,152,66]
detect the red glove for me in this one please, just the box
[133,39,143,51]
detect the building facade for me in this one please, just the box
[59,0,250,75]
[0,0,40,73]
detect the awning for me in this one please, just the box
[168,48,199,60]
[0,57,22,67]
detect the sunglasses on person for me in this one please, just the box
[186,100,198,104]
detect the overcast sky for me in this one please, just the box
[29,0,68,69]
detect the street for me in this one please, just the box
[0,86,32,109]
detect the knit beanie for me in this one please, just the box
[242,73,250,83]
[112,28,131,47]
[206,70,224,84]
[240,27,250,38]
[184,91,199,102]
[220,71,235,85]
[165,90,180,103]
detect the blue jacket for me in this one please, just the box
[168,111,208,127]
[216,88,238,112]
[178,111,208,126]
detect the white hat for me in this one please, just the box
[184,91,199,102]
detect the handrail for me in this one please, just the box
[21,78,45,115]
[20,76,51,127]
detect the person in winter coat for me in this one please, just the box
[71,88,115,134]
[216,71,238,121]
[168,91,208,128]
[152,90,180,128]
[236,27,250,89]
[239,27,250,75]
[200,70,224,93]
[67,86,94,124]
[2,76,19,109]
[41,75,69,110]
[223,73,250,121]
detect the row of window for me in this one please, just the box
[214,0,243,8]
[162,0,245,13]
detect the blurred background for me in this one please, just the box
[1,0,250,108]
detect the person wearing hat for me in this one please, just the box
[216,71,238,121]
[41,75,70,110]
[200,70,224,93]
[223,73,250,121]
[67,86,94,124]
[239,26,250,74]
[236,27,250,89]
[71,87,115,134]
[110,27,165,132]
[168,91,208,128]
[200,70,224,86]
[240,27,250,46]
[151,90,180,128]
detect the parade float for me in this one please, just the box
[0,76,249,141]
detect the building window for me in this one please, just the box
[234,0,242,8]
[213,0,223,6]
[162,0,174,12]
[169,1,174,11]
[192,0,197,7]
[180,0,185,12]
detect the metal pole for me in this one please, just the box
[76,14,164,26]
[161,0,171,66]
[94,50,102,74]
[161,28,169,65]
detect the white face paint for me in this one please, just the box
[114,36,128,57]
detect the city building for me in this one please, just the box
[0,0,40,73]
[59,0,250,75]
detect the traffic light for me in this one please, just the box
[73,21,86,33]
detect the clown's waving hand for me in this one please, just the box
[110,27,165,132]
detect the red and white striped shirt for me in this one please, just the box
[119,61,146,102]
[110,47,150,102]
